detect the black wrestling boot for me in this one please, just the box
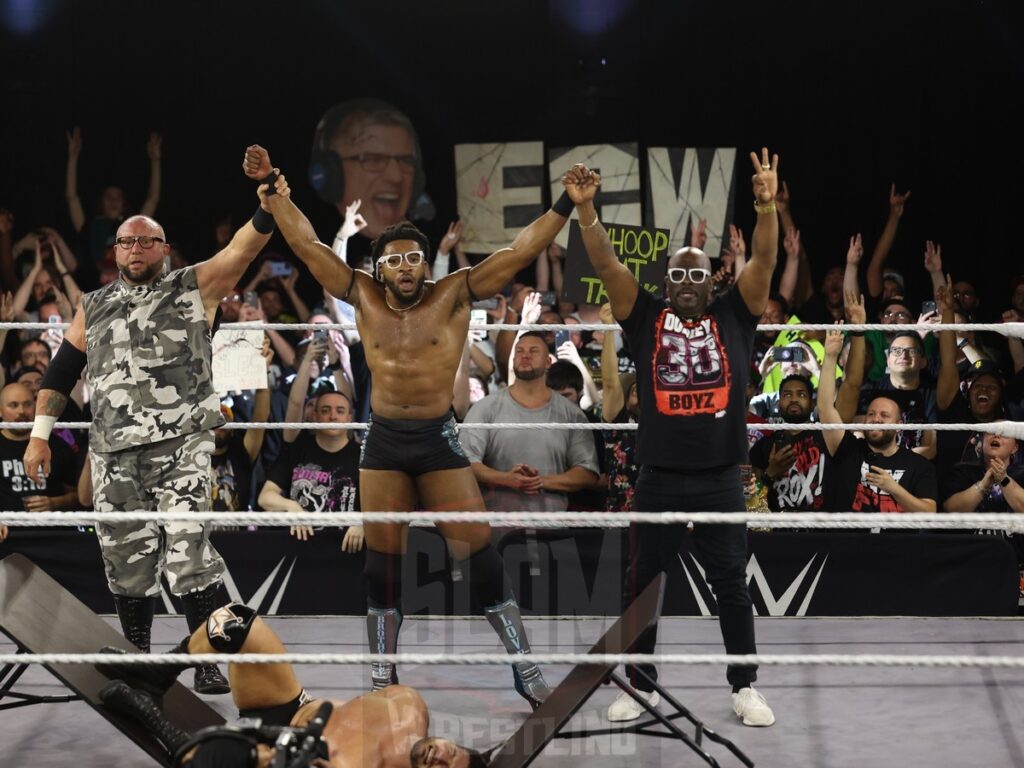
[485,598,553,711]
[113,594,156,654]
[367,607,402,691]
[181,582,232,695]
[96,636,194,697]
[99,680,191,758]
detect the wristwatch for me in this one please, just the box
[1000,476,1011,487]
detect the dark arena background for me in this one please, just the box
[3,2,1024,767]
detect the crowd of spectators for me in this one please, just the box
[1,130,1023,553]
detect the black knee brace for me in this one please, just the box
[205,602,257,653]
[458,544,511,608]
[364,549,403,610]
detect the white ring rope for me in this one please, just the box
[3,321,1022,337]
[3,511,1024,531]
[2,651,1023,669]
[2,421,1022,438]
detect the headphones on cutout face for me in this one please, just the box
[308,98,431,220]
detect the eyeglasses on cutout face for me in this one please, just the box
[376,250,425,271]
[341,153,417,174]
[667,267,712,284]
[115,235,165,250]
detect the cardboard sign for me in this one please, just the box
[562,220,670,305]
[212,329,267,394]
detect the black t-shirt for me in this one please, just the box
[858,374,938,451]
[211,434,255,512]
[0,434,76,511]
[266,433,360,512]
[749,430,833,512]
[936,393,984,480]
[831,433,938,512]
[620,286,758,470]
[944,462,1024,512]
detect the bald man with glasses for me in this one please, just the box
[22,146,280,695]
[568,149,781,727]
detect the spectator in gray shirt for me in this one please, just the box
[460,332,600,512]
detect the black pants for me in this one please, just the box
[624,464,757,691]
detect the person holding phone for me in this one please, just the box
[568,151,781,726]
[258,145,578,708]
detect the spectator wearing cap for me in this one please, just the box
[881,269,904,300]
[943,433,1024,513]
[936,277,1024,483]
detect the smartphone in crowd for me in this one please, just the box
[269,260,292,277]
[469,309,488,342]
[244,291,260,308]
[554,329,572,348]
[312,329,328,344]
[539,291,557,306]
[471,298,499,310]
[774,346,806,363]
[921,300,936,315]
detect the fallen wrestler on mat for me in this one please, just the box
[98,601,497,768]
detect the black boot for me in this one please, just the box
[96,636,193,697]
[180,582,232,695]
[99,680,190,758]
[113,595,156,654]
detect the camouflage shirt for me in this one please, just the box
[83,267,224,453]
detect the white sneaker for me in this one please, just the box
[607,688,660,722]
[732,686,775,726]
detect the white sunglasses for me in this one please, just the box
[376,250,425,270]
[667,267,711,284]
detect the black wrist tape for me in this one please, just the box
[252,206,275,235]
[40,339,87,397]
[259,170,279,197]
[552,190,574,217]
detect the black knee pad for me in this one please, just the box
[458,544,510,608]
[205,601,257,653]
[364,549,403,610]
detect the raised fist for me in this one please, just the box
[562,163,601,205]
[243,145,273,179]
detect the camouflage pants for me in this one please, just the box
[91,431,225,598]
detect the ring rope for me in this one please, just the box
[3,651,1023,669]
[2,421,1021,437]
[3,321,1022,337]
[3,511,1023,531]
